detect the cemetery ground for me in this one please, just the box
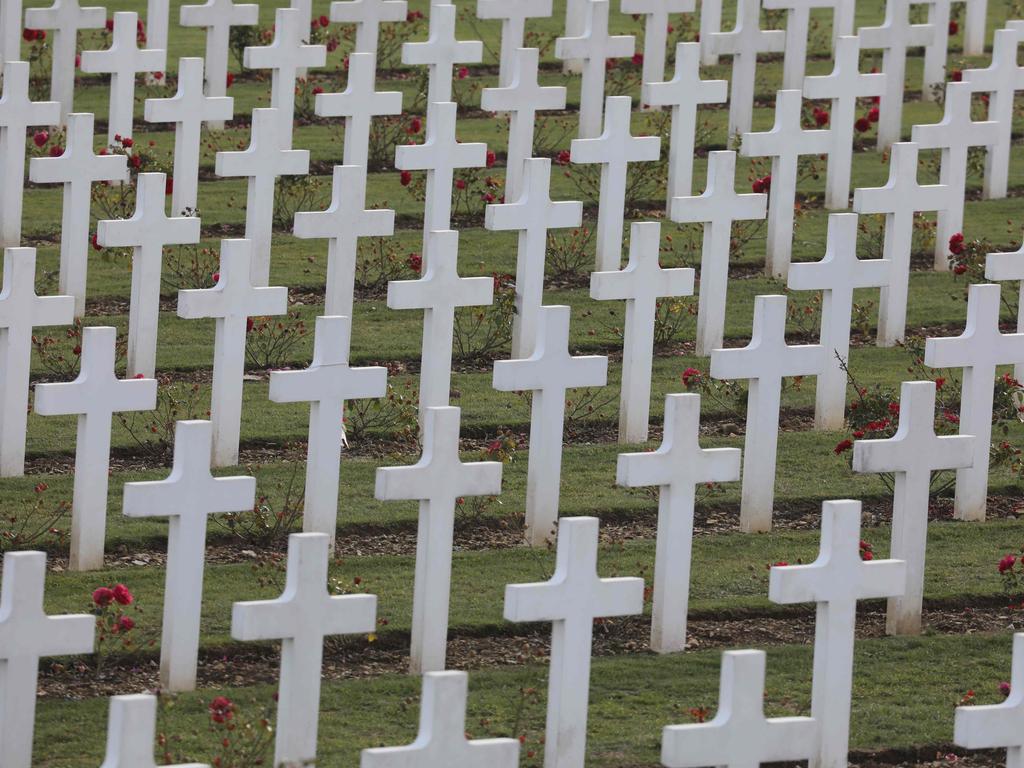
[10,0,1024,764]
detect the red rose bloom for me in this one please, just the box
[319,15,329,27]
[112,583,133,605]
[834,439,853,454]
[855,117,871,133]
[115,616,135,633]
[209,696,234,724]
[486,150,496,168]
[92,587,115,606]
[999,554,1017,574]
[33,131,48,147]
[949,232,965,255]
[948,20,959,35]
[867,107,880,123]
[400,170,413,186]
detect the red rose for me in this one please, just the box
[121,137,133,148]
[951,69,963,82]
[22,28,34,41]
[165,176,173,195]
[557,149,571,165]
[400,170,413,186]
[115,615,135,632]
[226,72,235,88]
[752,179,765,193]
[948,20,959,35]
[33,131,49,147]
[455,178,466,190]
[105,18,114,31]
[486,150,496,168]
[209,696,234,724]
[153,71,163,80]
[999,554,1017,574]
[406,253,422,273]
[813,108,829,127]
[49,144,64,157]
[949,232,965,255]
[934,377,945,390]
[112,583,133,605]
[457,66,468,79]
[855,117,871,133]
[867,106,880,123]
[246,317,254,333]
[681,367,702,387]
[408,117,422,134]
[319,15,329,27]
[834,439,853,454]
[92,587,115,606]
[91,233,103,251]
[72,344,81,356]
[631,52,644,66]
[482,192,495,203]
[313,86,323,95]
[952,263,968,275]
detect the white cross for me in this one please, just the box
[97,173,201,378]
[955,632,1024,766]
[642,42,727,207]
[177,239,288,467]
[853,381,973,635]
[145,0,171,68]
[963,28,1024,200]
[0,551,93,768]
[0,62,59,250]
[215,108,310,285]
[493,306,607,546]
[244,7,326,144]
[485,158,582,358]
[232,532,376,768]
[80,12,166,145]
[698,0,722,65]
[911,82,1000,270]
[555,0,635,138]
[787,213,890,430]
[925,283,1024,521]
[769,500,906,768]
[270,316,386,542]
[762,0,844,88]
[803,35,887,209]
[315,52,403,170]
[363,671,520,768]
[961,0,989,55]
[711,295,825,532]
[505,516,644,768]
[34,327,157,570]
[661,649,817,768]
[29,113,128,316]
[922,0,952,102]
[376,406,501,673]
[708,0,785,142]
[670,150,766,356]
[852,142,953,346]
[621,0,694,102]
[122,420,254,691]
[617,393,740,652]
[395,101,487,238]
[591,221,694,442]
[561,0,589,72]
[179,0,259,130]
[570,95,660,272]
[388,229,493,411]
[0,248,74,478]
[985,235,1024,382]
[740,89,832,278]
[100,694,208,768]
[294,165,395,318]
[23,0,105,123]
[403,4,482,103]
[476,0,552,87]
[145,56,234,213]
[0,0,22,80]
[480,47,566,200]
[858,0,935,151]
[330,0,409,64]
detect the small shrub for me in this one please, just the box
[453,273,515,362]
[0,483,69,553]
[245,312,310,370]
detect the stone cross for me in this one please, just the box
[620,0,694,101]
[145,56,234,214]
[561,0,588,72]
[0,62,59,250]
[480,47,566,201]
[617,393,740,652]
[505,516,644,768]
[315,52,403,170]
[177,239,288,467]
[0,248,74,478]
[986,238,1024,382]
[803,35,887,209]
[402,3,482,103]
[661,649,817,767]
[493,306,608,547]
[232,532,377,768]
[961,0,988,55]
[145,0,171,62]
[388,230,493,411]
[642,43,728,207]
[100,694,209,768]
[330,0,409,64]
[395,102,487,237]
[570,95,660,272]
[670,150,767,356]
[852,142,953,346]
[922,0,952,102]
[710,295,825,533]
[554,0,635,138]
[179,0,259,130]
[80,11,167,145]
[762,0,847,88]
[34,328,157,571]
[698,0,722,65]
[0,551,94,768]
[955,632,1024,766]
[911,82,999,271]
[591,221,694,442]
[376,406,502,673]
[963,28,1024,200]
[707,0,785,142]
[0,0,22,79]
[925,283,1024,521]
[485,158,582,358]
[859,0,935,150]
[476,0,552,87]
[740,89,832,278]
[853,381,973,635]
[269,316,387,542]
[22,0,105,124]
[122,420,255,692]
[244,7,327,143]
[215,107,310,285]
[294,165,395,318]
[787,213,890,430]
[769,500,906,768]
[97,173,201,378]
[363,671,519,768]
